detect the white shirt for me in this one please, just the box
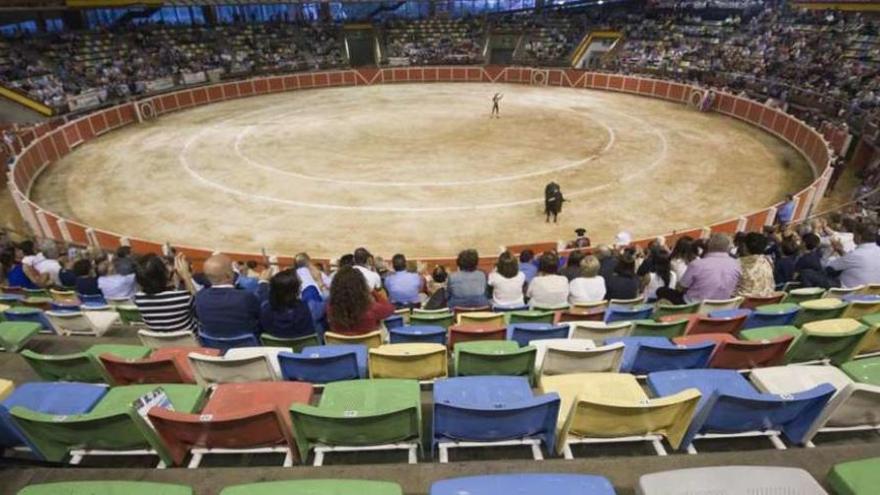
[527,274,570,308]
[98,274,137,299]
[643,271,678,300]
[671,258,689,282]
[827,243,880,288]
[354,265,382,290]
[569,276,606,304]
[28,254,61,286]
[488,270,525,307]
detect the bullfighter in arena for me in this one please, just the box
[545,181,566,223]
[491,93,503,118]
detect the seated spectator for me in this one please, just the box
[58,254,78,288]
[293,252,330,328]
[327,265,395,335]
[774,236,799,286]
[488,251,526,307]
[114,245,135,277]
[827,221,880,287]
[595,245,618,278]
[658,233,741,304]
[22,240,62,287]
[527,251,569,308]
[134,253,197,333]
[385,253,424,308]
[235,261,261,293]
[194,254,261,338]
[353,247,382,290]
[518,249,538,283]
[642,250,676,301]
[604,251,641,300]
[447,249,489,308]
[72,258,100,296]
[5,242,37,289]
[735,232,776,297]
[259,268,315,338]
[98,256,138,300]
[796,233,832,288]
[569,255,606,304]
[561,250,585,281]
[423,265,449,310]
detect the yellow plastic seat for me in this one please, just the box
[368,343,448,380]
[49,289,79,304]
[844,301,880,320]
[324,330,383,349]
[456,312,505,327]
[568,321,633,342]
[0,379,13,401]
[802,318,864,336]
[540,373,700,458]
[825,286,865,299]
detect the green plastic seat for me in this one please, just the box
[508,310,555,325]
[841,357,880,386]
[18,481,192,495]
[782,287,826,304]
[220,480,402,495]
[289,379,422,463]
[653,301,700,319]
[0,321,41,352]
[21,344,151,382]
[793,298,849,326]
[828,457,880,495]
[742,320,868,365]
[453,340,536,383]
[754,302,801,315]
[116,305,145,325]
[409,313,454,330]
[260,333,320,352]
[23,288,50,298]
[11,383,206,465]
[630,318,689,338]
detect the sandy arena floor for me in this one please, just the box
[31,83,812,258]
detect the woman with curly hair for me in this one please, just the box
[327,265,395,335]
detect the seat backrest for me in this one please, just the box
[457,312,505,327]
[389,325,447,345]
[198,333,261,352]
[99,353,189,385]
[222,480,401,495]
[608,297,646,308]
[542,343,625,375]
[509,324,569,346]
[448,324,506,348]
[508,311,556,325]
[698,297,743,315]
[637,466,827,495]
[455,344,536,379]
[369,344,448,380]
[138,329,198,348]
[148,405,293,466]
[324,330,383,349]
[708,336,793,369]
[653,302,701,319]
[20,350,105,382]
[687,315,747,336]
[629,341,715,375]
[260,333,320,352]
[278,350,361,383]
[45,311,93,336]
[789,322,868,365]
[605,305,653,323]
[429,474,614,495]
[409,313,455,330]
[19,481,193,495]
[188,353,276,385]
[569,321,633,341]
[740,293,785,309]
[631,319,689,339]
[50,289,79,303]
[824,384,880,429]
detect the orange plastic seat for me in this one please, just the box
[448,323,506,348]
[556,309,605,323]
[674,333,793,369]
[684,314,748,336]
[99,347,222,385]
[740,293,785,310]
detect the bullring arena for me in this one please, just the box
[13,68,825,261]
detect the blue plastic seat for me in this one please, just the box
[741,306,800,329]
[707,308,752,320]
[198,332,260,351]
[78,294,107,306]
[278,344,367,383]
[0,294,24,304]
[3,308,53,333]
[842,293,880,303]
[604,304,653,323]
[389,325,447,345]
[0,382,108,449]
[430,473,616,495]
[647,369,835,450]
[607,336,715,375]
[383,315,405,330]
[433,376,560,460]
[507,323,569,347]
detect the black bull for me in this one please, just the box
[544,182,565,216]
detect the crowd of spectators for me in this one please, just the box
[383,18,484,65]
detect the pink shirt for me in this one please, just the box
[679,252,741,303]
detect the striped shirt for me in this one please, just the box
[134,289,196,333]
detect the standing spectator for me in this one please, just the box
[488,251,526,307]
[569,255,606,304]
[526,251,569,308]
[327,265,395,335]
[194,254,262,338]
[735,233,776,297]
[259,268,315,338]
[447,249,489,308]
[385,253,424,308]
[658,233,741,304]
[776,194,796,225]
[827,221,880,287]
[134,253,197,333]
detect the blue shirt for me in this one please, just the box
[519,263,538,283]
[6,264,36,289]
[384,271,422,305]
[194,286,261,337]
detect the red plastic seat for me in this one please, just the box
[100,346,222,385]
[740,293,785,310]
[683,314,748,336]
[556,309,605,323]
[674,333,793,369]
[447,323,506,348]
[452,305,492,315]
[148,381,314,467]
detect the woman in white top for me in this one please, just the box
[527,251,570,308]
[642,251,677,301]
[569,255,606,304]
[670,236,698,282]
[487,251,526,307]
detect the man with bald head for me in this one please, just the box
[194,254,262,338]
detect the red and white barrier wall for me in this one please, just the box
[6,66,833,267]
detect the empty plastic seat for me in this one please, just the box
[3,306,51,332]
[794,298,849,326]
[827,286,865,299]
[45,310,119,337]
[540,373,700,457]
[454,341,536,382]
[535,340,624,376]
[18,481,193,495]
[198,332,260,351]
[0,382,107,450]
[783,287,826,304]
[698,297,743,315]
[383,314,405,330]
[149,381,314,467]
[289,379,421,465]
[21,344,151,382]
[453,305,492,315]
[100,347,221,385]
[507,323,569,346]
[556,309,605,323]
[114,304,145,326]
[78,293,108,306]
[221,480,401,495]
[828,457,880,495]
[432,376,560,462]
[673,333,792,369]
[508,310,555,325]
[841,356,880,386]
[225,346,289,378]
[842,294,880,320]
[741,319,869,365]
[0,321,41,352]
[569,321,633,342]
[138,329,199,348]
[12,383,206,466]
[260,333,320,352]
[740,292,785,309]
[324,330,383,349]
[685,312,748,336]
[647,369,834,453]
[430,473,615,495]
[856,313,880,354]
[389,325,446,345]
[638,466,826,495]
[409,312,454,330]
[607,337,715,375]
[744,303,800,329]
[278,344,367,383]
[750,365,880,446]
[447,323,506,347]
[457,311,505,327]
[653,301,700,319]
[608,297,646,308]
[369,343,447,380]
[630,319,689,338]
[188,351,277,385]
[604,304,653,323]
